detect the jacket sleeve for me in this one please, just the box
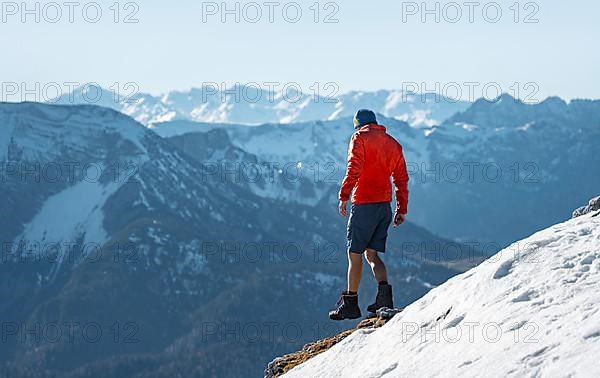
[338,134,365,201]
[392,146,409,214]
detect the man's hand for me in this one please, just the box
[393,212,406,227]
[339,200,348,217]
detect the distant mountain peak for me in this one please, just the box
[470,92,520,108]
[538,96,568,112]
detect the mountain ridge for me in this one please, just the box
[52,86,471,128]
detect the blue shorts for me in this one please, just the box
[347,202,392,253]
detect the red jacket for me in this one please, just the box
[339,124,409,214]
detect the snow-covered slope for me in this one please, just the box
[285,209,600,378]
[55,86,470,127]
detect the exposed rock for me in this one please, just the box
[264,309,403,378]
[376,307,403,320]
[572,196,600,218]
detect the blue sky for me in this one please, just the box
[2,0,599,101]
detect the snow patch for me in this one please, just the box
[13,176,125,267]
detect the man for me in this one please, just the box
[329,109,409,321]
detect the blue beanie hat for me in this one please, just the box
[353,109,377,129]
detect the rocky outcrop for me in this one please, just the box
[572,196,600,218]
[264,308,402,378]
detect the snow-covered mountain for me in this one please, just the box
[0,102,347,376]
[50,88,600,244]
[160,96,600,240]
[54,85,470,127]
[284,202,600,378]
[153,94,600,246]
[421,95,600,244]
[0,102,479,378]
[158,116,426,209]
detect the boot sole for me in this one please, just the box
[329,313,362,321]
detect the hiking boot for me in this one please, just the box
[367,283,393,313]
[329,292,362,320]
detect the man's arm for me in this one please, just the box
[392,146,409,224]
[338,134,365,215]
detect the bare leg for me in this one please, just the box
[347,251,363,292]
[364,248,388,283]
